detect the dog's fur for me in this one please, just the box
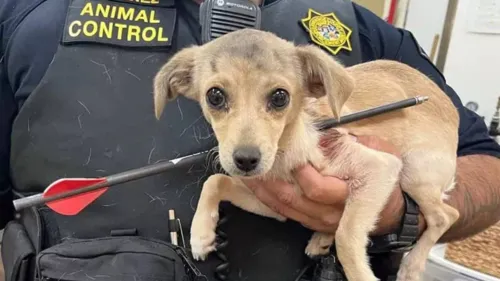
[152,29,460,281]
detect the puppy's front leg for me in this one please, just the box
[335,149,403,281]
[190,173,285,261]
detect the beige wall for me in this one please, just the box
[353,0,386,18]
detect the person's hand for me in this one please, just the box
[242,134,405,236]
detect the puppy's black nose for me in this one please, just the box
[233,146,261,172]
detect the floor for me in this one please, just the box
[0,230,4,281]
[0,246,4,281]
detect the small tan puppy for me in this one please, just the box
[153,29,460,281]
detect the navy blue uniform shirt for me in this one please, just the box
[1,0,500,229]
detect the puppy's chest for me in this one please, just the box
[318,139,356,180]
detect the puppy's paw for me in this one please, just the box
[396,255,424,281]
[190,210,219,261]
[305,232,334,257]
[190,230,217,261]
[305,243,330,257]
[275,214,287,222]
[396,270,421,281]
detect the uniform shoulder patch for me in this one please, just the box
[300,9,352,55]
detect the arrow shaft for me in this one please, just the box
[104,151,208,186]
[12,194,44,211]
[317,96,427,129]
[12,96,428,212]
[13,151,209,211]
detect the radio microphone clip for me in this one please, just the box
[199,0,262,44]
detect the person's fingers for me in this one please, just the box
[244,179,326,224]
[243,178,340,229]
[292,165,349,206]
[244,176,343,225]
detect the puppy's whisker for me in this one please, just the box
[205,147,225,174]
[206,147,219,166]
[213,156,226,174]
[212,155,220,171]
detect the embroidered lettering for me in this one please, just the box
[63,0,175,47]
[125,0,160,5]
[109,0,176,8]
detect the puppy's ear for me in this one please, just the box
[153,46,201,120]
[296,45,355,119]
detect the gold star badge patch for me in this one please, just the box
[300,9,353,55]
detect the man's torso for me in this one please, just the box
[1,0,371,280]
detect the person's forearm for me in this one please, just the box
[438,154,500,242]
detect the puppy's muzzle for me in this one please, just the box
[233,146,261,173]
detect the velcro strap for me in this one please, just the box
[168,219,179,232]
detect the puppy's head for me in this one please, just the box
[153,29,354,177]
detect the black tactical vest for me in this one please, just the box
[6,0,363,280]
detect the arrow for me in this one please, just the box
[12,96,428,215]
[13,151,209,215]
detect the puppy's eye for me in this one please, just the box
[269,89,290,110]
[206,87,227,109]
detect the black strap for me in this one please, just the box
[169,218,180,232]
[110,228,138,236]
[397,192,420,244]
[367,192,420,254]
